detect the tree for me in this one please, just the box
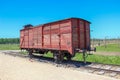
[0,38,20,44]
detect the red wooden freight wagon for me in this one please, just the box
[20,18,95,63]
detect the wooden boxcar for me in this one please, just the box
[20,18,95,63]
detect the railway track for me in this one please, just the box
[80,65,120,79]
[1,50,120,79]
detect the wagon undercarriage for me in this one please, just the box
[21,47,96,63]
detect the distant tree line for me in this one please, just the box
[0,38,19,44]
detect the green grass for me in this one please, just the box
[44,52,53,57]
[96,44,120,52]
[73,53,120,65]
[0,44,20,50]
[43,52,120,65]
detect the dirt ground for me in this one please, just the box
[0,52,118,80]
[94,52,120,56]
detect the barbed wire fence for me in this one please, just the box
[91,37,120,48]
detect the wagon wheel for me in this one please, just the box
[66,53,72,61]
[60,53,64,62]
[53,53,59,63]
[28,50,33,59]
[53,52,64,63]
[39,51,45,57]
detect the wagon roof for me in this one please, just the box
[21,17,91,30]
[35,17,91,27]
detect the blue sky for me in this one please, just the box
[0,0,120,39]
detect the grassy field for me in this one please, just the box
[96,44,120,52]
[0,44,120,65]
[44,52,120,65]
[0,44,20,50]
[73,53,120,65]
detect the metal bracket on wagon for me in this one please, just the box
[75,47,96,53]
[89,47,96,52]
[75,49,87,53]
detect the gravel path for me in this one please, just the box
[94,52,120,56]
[0,52,118,80]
